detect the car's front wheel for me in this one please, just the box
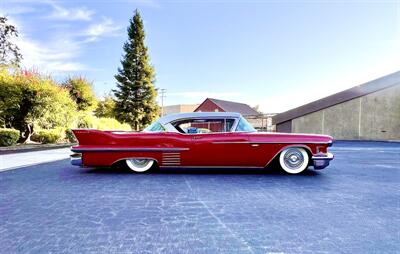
[279,147,309,174]
[126,159,154,173]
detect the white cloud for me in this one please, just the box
[47,1,94,21]
[14,34,90,74]
[81,17,122,41]
[2,3,122,74]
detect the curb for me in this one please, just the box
[0,143,75,155]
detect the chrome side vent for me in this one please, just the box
[162,152,181,166]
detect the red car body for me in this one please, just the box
[71,112,333,172]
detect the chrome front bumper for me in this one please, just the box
[70,153,83,166]
[312,152,334,170]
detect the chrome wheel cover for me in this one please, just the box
[279,147,309,174]
[283,149,304,170]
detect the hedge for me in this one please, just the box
[0,128,20,146]
[31,129,62,144]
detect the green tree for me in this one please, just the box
[95,95,116,118]
[0,16,22,67]
[62,77,97,111]
[0,69,76,142]
[113,10,159,130]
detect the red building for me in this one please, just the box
[194,98,259,116]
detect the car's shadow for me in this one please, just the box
[79,165,321,177]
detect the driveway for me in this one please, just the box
[0,142,399,253]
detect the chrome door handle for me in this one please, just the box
[251,144,259,147]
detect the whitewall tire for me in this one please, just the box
[279,147,309,174]
[126,159,154,173]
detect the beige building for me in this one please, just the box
[273,71,400,141]
[162,104,199,116]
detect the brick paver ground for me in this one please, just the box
[0,141,399,253]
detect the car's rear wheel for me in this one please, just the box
[279,147,309,174]
[126,159,154,173]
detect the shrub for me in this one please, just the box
[0,68,77,142]
[0,128,19,146]
[77,114,96,129]
[62,77,97,111]
[95,117,131,131]
[31,129,62,144]
[94,95,116,118]
[77,114,131,131]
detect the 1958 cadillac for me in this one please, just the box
[71,112,333,174]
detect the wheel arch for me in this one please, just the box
[264,144,313,168]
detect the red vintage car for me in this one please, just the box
[71,112,333,174]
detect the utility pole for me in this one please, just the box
[160,89,166,116]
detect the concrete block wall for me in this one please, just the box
[291,84,400,140]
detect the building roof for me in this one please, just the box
[273,71,400,125]
[195,98,260,116]
[158,112,242,125]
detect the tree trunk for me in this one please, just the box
[18,124,33,143]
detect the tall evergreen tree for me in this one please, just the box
[113,10,159,130]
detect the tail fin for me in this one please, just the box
[72,129,112,145]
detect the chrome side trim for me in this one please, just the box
[71,147,189,153]
[212,141,332,145]
[162,152,181,166]
[160,166,264,169]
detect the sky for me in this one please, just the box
[1,0,399,113]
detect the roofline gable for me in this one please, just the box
[273,70,400,125]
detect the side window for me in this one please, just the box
[174,119,235,134]
[225,119,235,132]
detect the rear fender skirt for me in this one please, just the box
[263,144,313,168]
[111,157,160,167]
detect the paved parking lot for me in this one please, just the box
[0,141,399,253]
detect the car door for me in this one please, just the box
[189,132,254,167]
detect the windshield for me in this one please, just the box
[235,117,256,132]
[143,121,166,132]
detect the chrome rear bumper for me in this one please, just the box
[312,152,334,170]
[70,153,83,166]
